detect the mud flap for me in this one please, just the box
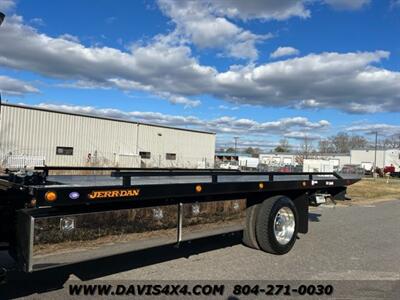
[294,194,309,234]
[332,187,348,201]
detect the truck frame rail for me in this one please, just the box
[0,167,360,274]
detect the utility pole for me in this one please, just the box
[373,131,378,175]
[398,134,400,149]
[234,136,239,156]
[304,135,309,159]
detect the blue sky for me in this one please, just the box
[0,0,400,151]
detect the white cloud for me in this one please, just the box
[156,0,371,60]
[216,138,279,150]
[283,131,322,140]
[295,99,321,109]
[108,78,201,108]
[211,0,311,21]
[0,15,209,107]
[1,15,400,113]
[0,0,16,12]
[391,0,400,8]
[0,75,39,96]
[56,80,111,90]
[324,0,371,10]
[19,102,332,150]
[30,17,45,27]
[58,33,80,43]
[270,46,300,59]
[214,51,400,113]
[347,123,400,134]
[158,0,271,60]
[36,103,203,127]
[218,105,240,110]
[34,102,329,136]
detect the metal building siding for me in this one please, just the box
[350,149,400,169]
[0,105,215,168]
[138,124,215,168]
[350,150,385,168]
[0,105,139,166]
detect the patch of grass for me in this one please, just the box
[347,178,400,201]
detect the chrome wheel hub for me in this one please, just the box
[273,207,295,245]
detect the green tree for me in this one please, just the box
[225,147,235,153]
[274,139,290,153]
[244,147,261,157]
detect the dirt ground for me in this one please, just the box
[346,177,400,203]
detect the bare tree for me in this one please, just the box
[318,139,334,153]
[331,132,350,153]
[383,135,400,149]
[295,136,314,165]
[349,135,368,150]
[326,132,367,153]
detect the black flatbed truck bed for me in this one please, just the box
[0,167,359,279]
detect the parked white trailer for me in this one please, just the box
[239,156,259,169]
[303,159,335,172]
[259,153,298,166]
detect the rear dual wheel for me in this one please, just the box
[242,204,260,249]
[243,196,298,255]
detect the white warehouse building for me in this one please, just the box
[0,103,216,169]
[350,149,400,171]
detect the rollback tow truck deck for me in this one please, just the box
[0,167,360,281]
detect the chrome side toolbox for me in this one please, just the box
[181,199,246,241]
[17,205,178,272]
[16,199,247,272]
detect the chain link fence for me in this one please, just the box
[0,148,215,170]
[0,154,45,169]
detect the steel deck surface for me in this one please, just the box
[44,173,348,187]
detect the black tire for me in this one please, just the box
[242,204,260,249]
[256,195,298,255]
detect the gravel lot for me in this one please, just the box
[1,199,399,298]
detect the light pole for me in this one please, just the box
[398,134,400,149]
[234,136,239,156]
[373,131,378,175]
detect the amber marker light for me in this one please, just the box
[45,191,57,202]
[259,182,264,189]
[195,185,202,193]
